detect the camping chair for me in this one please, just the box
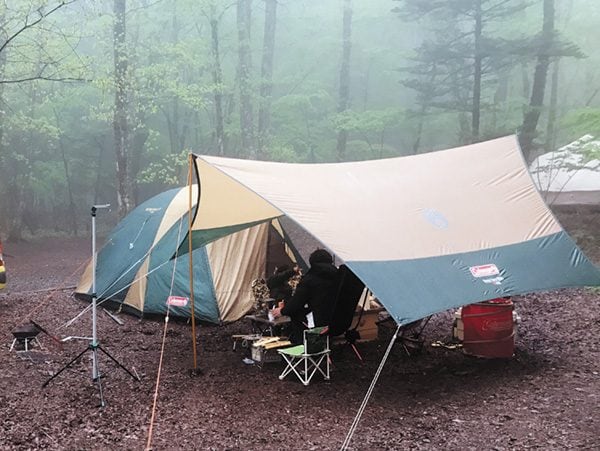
[377,313,432,356]
[277,326,330,386]
[326,264,367,361]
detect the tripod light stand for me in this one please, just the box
[43,204,139,407]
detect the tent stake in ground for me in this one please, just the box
[43,205,140,407]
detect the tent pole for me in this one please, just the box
[188,153,198,371]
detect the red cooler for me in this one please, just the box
[461,298,515,358]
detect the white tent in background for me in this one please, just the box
[530,135,600,205]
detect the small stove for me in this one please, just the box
[10,323,43,352]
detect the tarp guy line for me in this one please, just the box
[340,324,401,451]
[146,207,187,451]
[62,215,188,330]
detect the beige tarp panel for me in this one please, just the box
[192,158,282,231]
[206,222,270,321]
[197,135,561,262]
[123,258,149,312]
[77,260,93,294]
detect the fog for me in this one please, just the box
[0,0,598,237]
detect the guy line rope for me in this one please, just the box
[340,323,401,451]
[145,216,186,451]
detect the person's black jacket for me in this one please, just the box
[281,262,339,328]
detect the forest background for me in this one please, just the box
[0,0,599,239]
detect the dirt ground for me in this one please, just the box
[0,208,599,450]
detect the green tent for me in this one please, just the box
[76,185,295,323]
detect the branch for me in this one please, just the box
[0,0,78,55]
[0,75,88,84]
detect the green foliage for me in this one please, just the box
[264,143,301,163]
[0,0,599,236]
[562,108,600,139]
[332,108,404,134]
[137,150,188,186]
[270,91,336,161]
[582,142,600,162]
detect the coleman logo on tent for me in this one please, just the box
[167,296,189,307]
[469,264,499,278]
[145,207,162,213]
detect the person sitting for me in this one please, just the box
[266,264,299,304]
[271,249,339,344]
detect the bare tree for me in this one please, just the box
[257,0,277,159]
[0,1,83,84]
[113,0,133,218]
[202,2,229,156]
[472,0,483,142]
[336,0,352,161]
[519,0,555,162]
[237,0,255,158]
[53,108,78,236]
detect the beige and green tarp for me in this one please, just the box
[191,135,600,324]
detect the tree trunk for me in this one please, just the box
[336,0,352,162]
[471,0,482,143]
[492,71,509,131]
[210,8,226,156]
[412,103,427,154]
[170,3,185,154]
[9,47,42,240]
[129,9,148,206]
[362,57,373,112]
[520,0,554,162]
[54,109,78,236]
[413,64,438,154]
[113,0,133,218]
[237,0,255,158]
[257,0,277,159]
[544,59,559,153]
[0,18,7,235]
[521,63,530,102]
[131,116,149,205]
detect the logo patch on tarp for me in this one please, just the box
[469,264,499,278]
[167,296,189,307]
[422,208,449,229]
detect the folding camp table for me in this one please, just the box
[244,314,290,336]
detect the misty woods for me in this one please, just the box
[0,0,597,239]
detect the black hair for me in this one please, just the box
[309,248,333,266]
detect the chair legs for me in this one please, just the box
[278,352,330,386]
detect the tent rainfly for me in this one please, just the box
[78,135,600,326]
[529,134,600,205]
[76,186,295,323]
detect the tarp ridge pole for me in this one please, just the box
[188,153,198,371]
